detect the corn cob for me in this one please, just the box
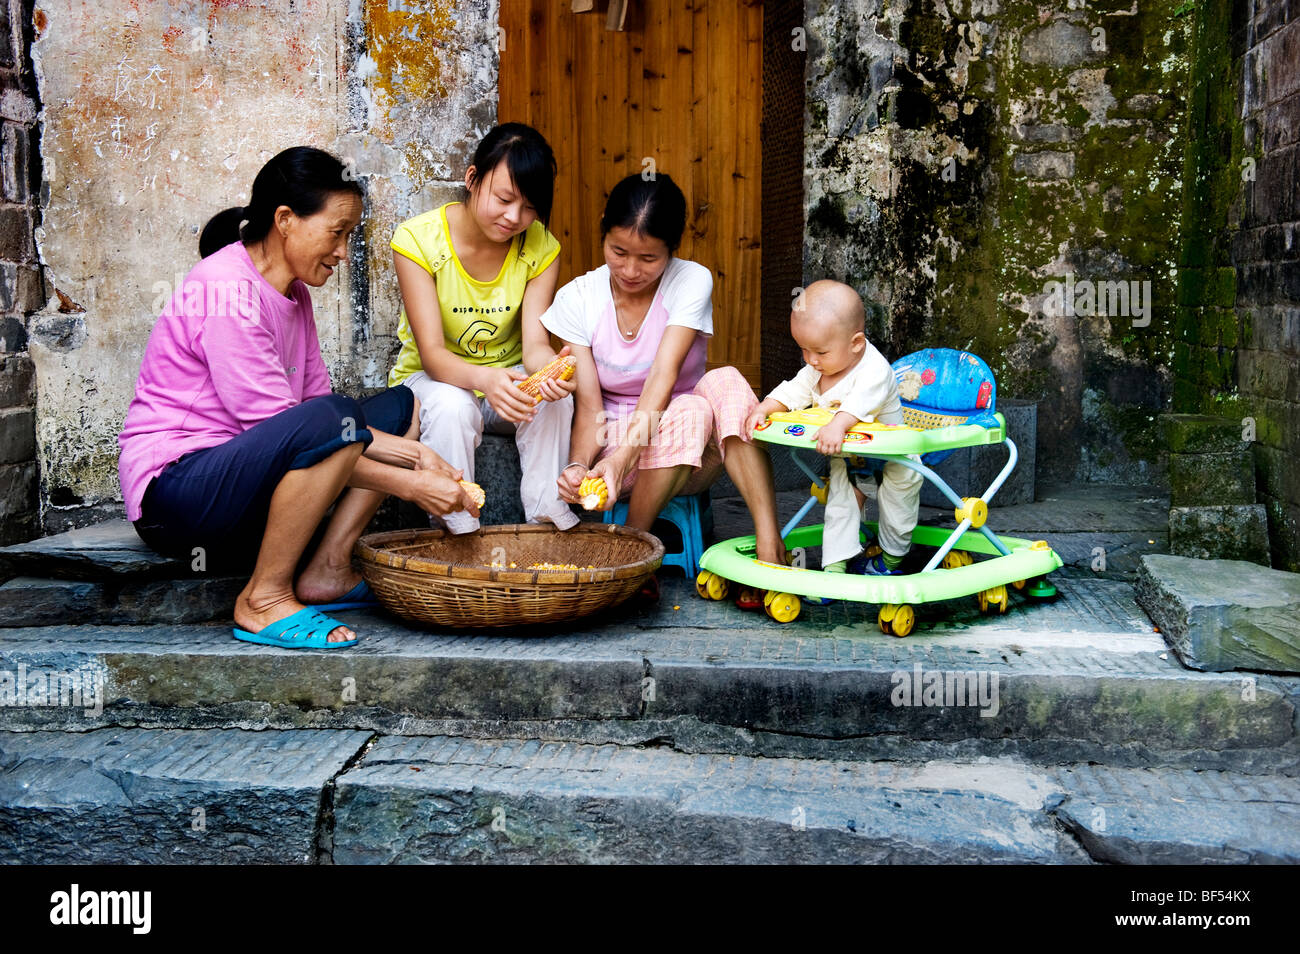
[459,480,485,509]
[516,354,577,404]
[578,476,608,510]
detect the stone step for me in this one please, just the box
[1,575,1295,773]
[333,736,1300,865]
[4,726,1296,863]
[0,727,371,863]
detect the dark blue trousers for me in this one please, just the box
[134,388,413,570]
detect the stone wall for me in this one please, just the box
[803,0,1191,485]
[1227,0,1300,571]
[25,0,496,529]
[1170,0,1300,571]
[1233,0,1300,570]
[0,0,43,544]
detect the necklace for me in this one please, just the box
[611,283,650,340]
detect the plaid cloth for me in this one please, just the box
[597,366,758,494]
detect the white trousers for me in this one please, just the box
[402,370,578,534]
[822,455,924,566]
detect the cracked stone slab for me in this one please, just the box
[0,575,1293,767]
[0,727,371,863]
[333,736,1088,864]
[1048,764,1300,863]
[1136,554,1300,672]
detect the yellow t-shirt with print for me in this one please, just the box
[387,203,561,387]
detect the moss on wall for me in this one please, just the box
[805,0,1192,484]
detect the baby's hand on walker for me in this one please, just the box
[744,406,769,435]
[482,367,537,424]
[816,422,848,456]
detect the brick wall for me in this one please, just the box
[1236,0,1300,570]
[0,0,42,545]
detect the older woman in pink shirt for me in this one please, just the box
[119,147,475,649]
[542,173,786,579]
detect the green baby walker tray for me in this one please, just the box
[696,348,1062,636]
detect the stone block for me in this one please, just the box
[0,577,104,626]
[1012,150,1075,180]
[0,728,371,863]
[1160,413,1249,455]
[333,736,1080,863]
[474,432,525,525]
[104,576,246,625]
[0,121,27,203]
[1136,553,1300,672]
[0,2,11,70]
[0,262,45,314]
[0,206,30,261]
[1020,20,1096,68]
[0,406,33,464]
[919,398,1036,508]
[0,316,22,351]
[0,353,32,407]
[1169,504,1271,565]
[1168,450,1254,507]
[0,460,36,529]
[0,519,179,581]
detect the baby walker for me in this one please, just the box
[695,348,1062,636]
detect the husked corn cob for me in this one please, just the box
[579,476,608,510]
[516,354,576,404]
[459,480,486,508]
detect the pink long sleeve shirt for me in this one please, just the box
[118,241,332,521]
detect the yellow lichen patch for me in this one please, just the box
[363,0,454,112]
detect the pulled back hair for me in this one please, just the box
[600,173,687,254]
[198,146,363,259]
[466,122,557,227]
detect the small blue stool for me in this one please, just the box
[604,491,712,577]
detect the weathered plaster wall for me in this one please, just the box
[804,0,1191,485]
[27,0,496,527]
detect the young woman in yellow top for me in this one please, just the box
[389,123,577,532]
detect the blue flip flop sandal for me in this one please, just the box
[312,580,380,612]
[233,607,359,649]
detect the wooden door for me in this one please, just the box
[499,0,764,387]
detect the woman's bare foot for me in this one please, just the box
[755,535,789,566]
[295,560,363,607]
[235,584,355,644]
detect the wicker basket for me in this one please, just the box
[356,523,664,629]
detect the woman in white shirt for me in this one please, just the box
[541,173,786,569]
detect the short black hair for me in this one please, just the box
[467,122,557,226]
[600,173,687,254]
[198,146,363,258]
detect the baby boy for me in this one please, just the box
[744,280,923,574]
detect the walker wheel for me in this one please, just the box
[695,570,729,601]
[977,584,1009,614]
[764,591,801,623]
[941,549,974,570]
[878,603,915,638]
[1011,578,1026,590]
[735,586,764,610]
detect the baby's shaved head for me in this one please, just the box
[793,279,865,339]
